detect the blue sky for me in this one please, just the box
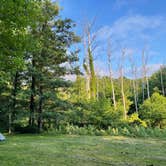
[57,0,166,78]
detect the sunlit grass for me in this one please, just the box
[0,135,166,166]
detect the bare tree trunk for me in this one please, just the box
[120,49,127,119]
[132,79,138,112]
[83,34,91,100]
[103,77,106,98]
[142,48,150,99]
[83,20,97,100]
[146,76,150,98]
[121,73,127,119]
[96,75,99,100]
[160,65,165,96]
[129,54,138,112]
[142,50,146,101]
[110,73,116,109]
[86,74,91,99]
[142,79,145,101]
[107,40,116,109]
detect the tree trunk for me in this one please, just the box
[96,76,99,100]
[160,65,165,96]
[146,76,150,98]
[83,20,97,100]
[38,86,43,132]
[120,49,127,119]
[133,79,138,112]
[142,80,145,101]
[121,74,127,119]
[88,48,96,100]
[107,40,116,109]
[9,71,19,134]
[29,59,35,126]
[86,74,91,99]
[108,59,116,109]
[142,48,150,99]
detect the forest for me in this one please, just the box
[1,0,166,165]
[0,0,166,136]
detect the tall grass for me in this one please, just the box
[45,124,166,138]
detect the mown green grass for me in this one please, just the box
[0,135,166,166]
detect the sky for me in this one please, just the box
[57,0,166,78]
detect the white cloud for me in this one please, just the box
[93,14,166,78]
[125,63,162,79]
[97,15,165,46]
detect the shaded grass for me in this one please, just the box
[0,135,166,166]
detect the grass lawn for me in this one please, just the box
[0,135,166,166]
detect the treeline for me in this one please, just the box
[0,0,166,134]
[69,67,166,129]
[0,0,80,133]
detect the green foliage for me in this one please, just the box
[139,92,166,128]
[0,0,40,71]
[87,99,123,127]
[70,99,123,128]
[149,66,166,95]
[127,113,147,127]
[0,0,166,137]
[88,48,96,99]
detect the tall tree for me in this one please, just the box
[83,20,97,100]
[119,49,127,119]
[0,0,41,133]
[160,65,165,96]
[28,0,80,131]
[142,48,150,100]
[107,39,116,109]
[129,54,138,113]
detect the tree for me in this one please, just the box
[107,39,116,109]
[141,48,150,100]
[160,65,165,96]
[140,93,166,128]
[83,20,97,100]
[129,53,138,113]
[149,65,166,96]
[0,0,41,133]
[119,49,127,119]
[27,0,80,131]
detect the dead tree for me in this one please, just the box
[142,48,150,100]
[83,37,90,99]
[160,65,165,96]
[129,54,138,113]
[119,49,127,119]
[107,39,116,109]
[83,19,97,100]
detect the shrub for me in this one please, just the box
[128,113,147,127]
[45,123,166,138]
[139,93,166,128]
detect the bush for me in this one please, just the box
[128,113,147,127]
[139,93,166,128]
[84,99,123,128]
